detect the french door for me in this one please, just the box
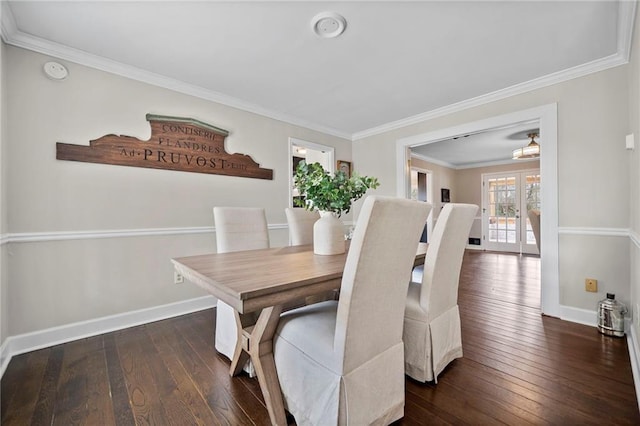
[482,170,540,254]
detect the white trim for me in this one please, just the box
[618,0,638,61]
[628,325,640,411]
[0,295,217,378]
[355,0,636,140]
[411,152,540,171]
[0,338,10,379]
[1,2,635,143]
[558,227,631,238]
[410,153,456,169]
[1,223,288,244]
[631,230,640,249]
[559,305,597,327]
[396,104,560,318]
[353,55,626,141]
[0,5,349,140]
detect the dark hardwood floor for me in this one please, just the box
[2,250,638,425]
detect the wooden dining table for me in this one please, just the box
[172,243,427,426]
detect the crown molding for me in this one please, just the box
[618,0,638,60]
[1,1,636,143]
[410,153,456,169]
[354,1,636,140]
[410,152,539,170]
[0,2,350,141]
[353,52,628,140]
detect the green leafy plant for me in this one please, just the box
[293,161,380,217]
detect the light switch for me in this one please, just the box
[626,134,634,150]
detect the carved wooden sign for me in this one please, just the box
[56,114,273,180]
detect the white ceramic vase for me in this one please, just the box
[313,211,346,255]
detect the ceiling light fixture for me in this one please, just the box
[311,12,347,38]
[512,132,540,160]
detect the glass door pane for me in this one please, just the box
[523,173,541,253]
[483,170,540,254]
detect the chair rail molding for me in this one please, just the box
[558,226,631,238]
[1,224,289,244]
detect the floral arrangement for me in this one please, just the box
[293,160,380,217]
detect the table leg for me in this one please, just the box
[230,311,255,376]
[248,305,287,426]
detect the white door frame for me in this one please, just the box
[410,165,433,241]
[482,168,540,254]
[395,104,559,318]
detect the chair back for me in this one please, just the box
[334,196,432,373]
[213,207,269,253]
[528,209,541,251]
[420,203,478,320]
[285,207,319,246]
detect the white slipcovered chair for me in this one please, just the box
[285,207,319,246]
[213,207,269,374]
[528,209,541,252]
[403,203,478,383]
[273,196,432,425]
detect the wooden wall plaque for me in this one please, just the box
[56,114,273,180]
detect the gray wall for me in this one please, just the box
[354,64,631,313]
[3,45,352,336]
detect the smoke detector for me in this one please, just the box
[43,61,68,80]
[311,12,347,38]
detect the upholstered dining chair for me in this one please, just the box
[403,203,478,383]
[273,196,432,425]
[528,209,541,252]
[285,207,319,246]
[213,207,270,374]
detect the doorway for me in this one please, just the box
[395,104,558,317]
[288,138,334,207]
[483,170,540,254]
[410,166,433,242]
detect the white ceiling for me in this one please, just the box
[410,120,541,169]
[1,1,635,142]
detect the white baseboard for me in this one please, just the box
[559,304,634,332]
[0,295,216,378]
[628,326,640,411]
[0,338,10,379]
[559,305,597,327]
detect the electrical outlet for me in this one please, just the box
[585,278,597,292]
[174,271,184,284]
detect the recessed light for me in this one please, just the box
[311,12,346,39]
[43,61,68,80]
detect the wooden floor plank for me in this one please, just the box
[0,348,50,426]
[115,325,171,425]
[31,345,64,426]
[171,310,271,425]
[1,250,638,425]
[104,332,136,426]
[52,335,116,425]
